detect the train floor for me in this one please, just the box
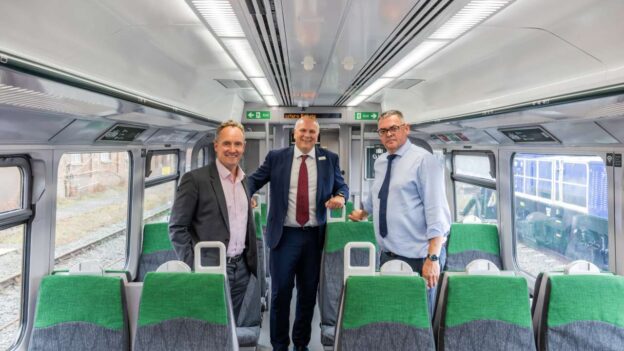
[256,287,325,351]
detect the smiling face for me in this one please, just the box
[377,114,409,154]
[293,117,319,154]
[214,126,245,172]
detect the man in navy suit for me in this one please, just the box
[248,115,348,351]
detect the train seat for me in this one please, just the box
[445,223,502,271]
[319,216,377,348]
[434,260,534,351]
[254,211,269,312]
[334,242,434,351]
[532,261,624,351]
[136,222,177,282]
[134,242,237,350]
[29,274,129,351]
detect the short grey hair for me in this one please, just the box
[214,119,245,141]
[379,110,404,122]
[294,114,320,131]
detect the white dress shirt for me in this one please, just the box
[216,159,248,257]
[284,146,318,227]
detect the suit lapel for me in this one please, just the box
[208,163,230,233]
[284,147,294,208]
[316,146,327,205]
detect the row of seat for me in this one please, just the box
[333,247,624,351]
[29,242,243,351]
[318,219,503,349]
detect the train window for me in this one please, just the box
[185,148,192,172]
[146,151,178,182]
[513,153,609,275]
[55,152,131,270]
[144,151,179,223]
[0,157,32,350]
[453,152,497,224]
[0,167,22,213]
[143,181,175,224]
[197,148,204,167]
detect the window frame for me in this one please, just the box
[145,150,180,188]
[0,155,33,350]
[451,151,497,223]
[510,151,610,276]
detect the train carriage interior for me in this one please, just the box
[1,0,624,350]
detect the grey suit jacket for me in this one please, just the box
[168,162,258,276]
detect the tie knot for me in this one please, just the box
[387,154,398,162]
[300,155,308,161]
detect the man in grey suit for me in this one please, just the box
[169,119,257,320]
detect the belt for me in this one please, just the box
[226,255,243,264]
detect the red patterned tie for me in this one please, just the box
[296,155,309,226]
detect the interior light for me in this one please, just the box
[360,78,394,97]
[250,78,272,96]
[222,38,264,77]
[347,94,370,107]
[264,95,279,106]
[383,41,447,78]
[430,0,511,40]
[190,0,245,37]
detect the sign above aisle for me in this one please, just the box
[355,112,379,120]
[246,111,271,120]
[284,113,341,119]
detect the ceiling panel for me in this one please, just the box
[314,0,421,105]
[280,0,349,106]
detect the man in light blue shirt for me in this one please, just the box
[349,109,451,315]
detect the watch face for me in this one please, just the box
[428,254,439,261]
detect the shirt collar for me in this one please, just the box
[216,159,245,182]
[294,145,316,160]
[388,139,412,159]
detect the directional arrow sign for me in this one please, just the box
[246,111,271,120]
[355,112,379,120]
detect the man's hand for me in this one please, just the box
[325,195,345,209]
[348,209,368,221]
[250,197,258,208]
[422,259,440,289]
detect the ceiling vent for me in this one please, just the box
[334,0,452,106]
[388,79,424,90]
[215,79,252,89]
[0,83,113,116]
[244,0,292,105]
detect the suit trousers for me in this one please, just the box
[379,246,447,319]
[226,257,250,323]
[270,226,323,351]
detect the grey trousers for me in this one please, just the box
[226,258,250,322]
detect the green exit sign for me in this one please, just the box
[355,112,379,120]
[246,111,271,120]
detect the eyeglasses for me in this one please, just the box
[377,124,405,136]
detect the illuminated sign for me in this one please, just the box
[284,113,341,119]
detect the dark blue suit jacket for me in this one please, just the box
[247,146,349,249]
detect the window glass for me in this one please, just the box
[453,154,494,181]
[455,182,497,223]
[55,152,130,270]
[0,225,24,350]
[0,167,22,213]
[144,181,176,224]
[513,153,608,275]
[146,152,177,182]
[197,148,204,168]
[185,148,192,173]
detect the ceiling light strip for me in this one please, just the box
[188,0,278,105]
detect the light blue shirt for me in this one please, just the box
[363,140,451,258]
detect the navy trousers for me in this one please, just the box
[270,226,323,351]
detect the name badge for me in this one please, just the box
[319,156,327,161]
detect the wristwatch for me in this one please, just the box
[426,253,439,262]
